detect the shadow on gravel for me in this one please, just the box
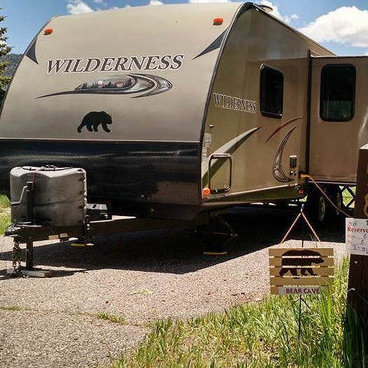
[0,206,345,277]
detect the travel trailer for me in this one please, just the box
[0,2,364,268]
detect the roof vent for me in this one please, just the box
[257,4,273,13]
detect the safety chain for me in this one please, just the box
[11,241,22,277]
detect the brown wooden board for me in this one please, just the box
[269,248,334,257]
[269,267,334,276]
[269,257,334,267]
[270,276,334,286]
[270,286,320,295]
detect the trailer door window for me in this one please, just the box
[260,65,283,118]
[320,64,356,122]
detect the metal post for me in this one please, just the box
[12,240,22,275]
[298,235,305,344]
[25,241,34,270]
[298,295,302,343]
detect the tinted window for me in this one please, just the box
[260,65,284,118]
[320,64,356,121]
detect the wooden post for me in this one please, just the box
[347,144,368,320]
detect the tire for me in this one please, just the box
[326,186,343,218]
[305,185,342,225]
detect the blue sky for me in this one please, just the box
[3,0,368,56]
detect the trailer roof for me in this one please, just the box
[251,3,334,56]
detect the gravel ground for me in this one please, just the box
[0,206,347,367]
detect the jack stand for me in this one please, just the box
[26,241,34,270]
[200,216,238,256]
[10,241,22,277]
[68,216,94,247]
[7,240,52,278]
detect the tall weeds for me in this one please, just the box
[115,258,368,367]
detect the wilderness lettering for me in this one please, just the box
[213,92,257,114]
[47,55,185,74]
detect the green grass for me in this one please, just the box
[0,194,10,235]
[342,186,355,208]
[114,260,366,368]
[0,305,22,311]
[0,195,10,208]
[97,312,126,325]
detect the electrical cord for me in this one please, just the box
[300,174,352,218]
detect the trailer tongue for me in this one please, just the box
[7,165,208,274]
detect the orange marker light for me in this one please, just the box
[203,187,211,197]
[213,17,223,25]
[44,28,53,35]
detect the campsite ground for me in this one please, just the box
[0,205,347,367]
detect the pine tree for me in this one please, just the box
[0,12,12,90]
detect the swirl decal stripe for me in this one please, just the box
[26,38,38,65]
[37,73,173,99]
[132,73,173,98]
[266,117,302,143]
[193,29,228,60]
[202,127,260,184]
[272,127,298,183]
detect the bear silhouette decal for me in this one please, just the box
[77,111,112,133]
[279,249,324,277]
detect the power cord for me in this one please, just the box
[300,174,352,218]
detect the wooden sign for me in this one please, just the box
[348,143,368,322]
[269,248,334,295]
[347,144,368,362]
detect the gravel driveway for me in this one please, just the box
[0,206,347,367]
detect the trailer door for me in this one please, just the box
[309,57,368,183]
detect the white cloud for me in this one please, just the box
[284,13,299,24]
[299,6,368,47]
[259,1,298,25]
[67,0,94,14]
[149,0,163,4]
[259,1,282,19]
[189,0,229,3]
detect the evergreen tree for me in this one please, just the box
[0,12,11,90]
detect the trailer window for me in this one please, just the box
[320,64,356,122]
[260,65,283,118]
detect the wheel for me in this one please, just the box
[326,186,343,218]
[317,194,327,223]
[305,185,342,224]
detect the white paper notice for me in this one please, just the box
[346,218,368,256]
